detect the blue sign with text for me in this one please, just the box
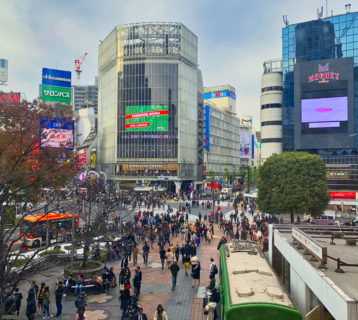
[42,68,72,88]
[205,105,211,150]
[204,90,236,100]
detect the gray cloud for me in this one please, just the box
[0,0,351,126]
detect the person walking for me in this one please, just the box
[132,245,138,266]
[14,287,23,316]
[169,261,180,291]
[55,281,64,317]
[42,286,51,318]
[209,258,218,279]
[25,289,36,320]
[191,261,201,287]
[75,292,86,320]
[174,244,180,262]
[133,267,142,296]
[142,241,150,265]
[165,248,174,268]
[159,246,166,270]
[153,304,168,320]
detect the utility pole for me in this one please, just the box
[45,204,49,249]
[247,166,250,193]
[71,194,76,264]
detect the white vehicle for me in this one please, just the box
[220,188,232,200]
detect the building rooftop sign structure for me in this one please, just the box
[292,227,327,264]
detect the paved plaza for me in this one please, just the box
[17,204,228,320]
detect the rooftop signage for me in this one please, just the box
[292,227,327,264]
[308,63,340,84]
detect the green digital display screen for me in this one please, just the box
[125,105,169,132]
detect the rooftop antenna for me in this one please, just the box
[345,4,351,13]
[283,15,289,27]
[317,6,323,19]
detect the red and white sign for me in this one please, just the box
[0,92,20,103]
[329,191,356,199]
[125,110,168,119]
[308,63,340,84]
[125,122,150,129]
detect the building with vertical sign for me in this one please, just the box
[280,9,358,197]
[98,22,203,192]
[0,59,8,84]
[41,68,72,104]
[203,102,241,177]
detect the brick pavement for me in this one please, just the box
[18,221,228,320]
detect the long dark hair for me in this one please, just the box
[157,304,164,314]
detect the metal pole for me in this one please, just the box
[45,204,49,249]
[71,195,76,264]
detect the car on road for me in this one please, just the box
[311,213,336,225]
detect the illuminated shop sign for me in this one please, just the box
[0,92,20,103]
[329,191,356,199]
[204,90,236,100]
[308,63,340,83]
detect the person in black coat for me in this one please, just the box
[25,289,36,320]
[191,261,201,287]
[135,307,148,320]
[121,255,129,269]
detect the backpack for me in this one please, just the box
[212,264,218,275]
[212,288,220,303]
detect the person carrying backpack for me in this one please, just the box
[209,258,218,278]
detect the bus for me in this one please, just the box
[20,212,79,247]
[219,240,301,320]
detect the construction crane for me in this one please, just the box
[74,52,87,85]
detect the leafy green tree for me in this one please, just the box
[257,152,330,220]
[224,168,232,184]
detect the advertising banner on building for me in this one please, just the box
[42,68,71,88]
[0,59,8,83]
[90,150,96,169]
[240,132,250,158]
[40,117,74,149]
[125,105,168,132]
[41,85,71,104]
[0,92,20,103]
[204,90,236,100]
[205,105,210,150]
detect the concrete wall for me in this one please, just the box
[273,230,357,320]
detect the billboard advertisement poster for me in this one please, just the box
[40,117,74,149]
[0,92,20,103]
[41,129,74,148]
[41,85,71,104]
[204,90,236,100]
[90,151,96,169]
[42,68,71,88]
[240,132,250,158]
[125,105,168,132]
[301,97,348,125]
[0,59,8,83]
[205,105,210,150]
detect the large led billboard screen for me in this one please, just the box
[40,118,74,149]
[301,96,348,125]
[294,57,354,150]
[125,105,168,132]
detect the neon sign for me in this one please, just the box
[0,92,20,103]
[308,63,340,83]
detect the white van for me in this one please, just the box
[220,188,232,200]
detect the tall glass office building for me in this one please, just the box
[98,22,203,190]
[282,11,358,191]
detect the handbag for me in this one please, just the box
[119,283,124,291]
[204,310,209,315]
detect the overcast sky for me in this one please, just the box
[0,0,352,127]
